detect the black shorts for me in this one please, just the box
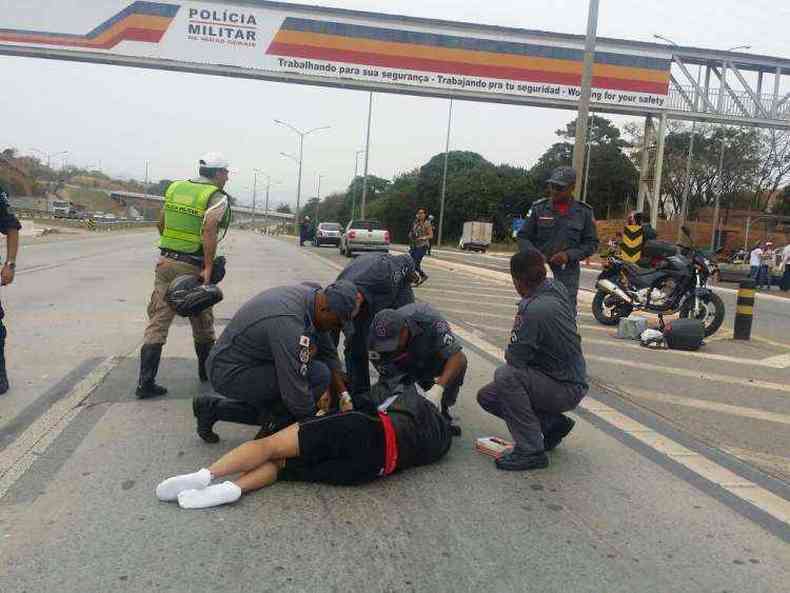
[280,412,385,486]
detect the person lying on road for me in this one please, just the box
[157,382,453,509]
[477,249,588,471]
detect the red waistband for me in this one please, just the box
[378,411,398,476]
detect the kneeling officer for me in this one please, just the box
[193,280,361,443]
[368,303,467,436]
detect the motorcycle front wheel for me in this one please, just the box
[592,290,633,326]
[679,292,725,337]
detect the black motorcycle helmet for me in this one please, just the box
[166,275,223,317]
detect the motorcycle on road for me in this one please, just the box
[592,227,725,337]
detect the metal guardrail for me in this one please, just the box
[14,207,157,232]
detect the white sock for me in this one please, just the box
[155,468,212,501]
[177,481,242,509]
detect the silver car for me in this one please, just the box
[314,222,342,247]
[340,219,390,257]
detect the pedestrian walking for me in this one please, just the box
[760,242,775,290]
[749,243,764,282]
[0,183,21,395]
[136,153,233,399]
[517,166,599,312]
[408,208,433,285]
[781,243,790,291]
[477,249,588,471]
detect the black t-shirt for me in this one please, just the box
[0,185,22,235]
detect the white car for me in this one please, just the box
[314,222,342,247]
[340,219,390,257]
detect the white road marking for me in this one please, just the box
[0,356,120,500]
[585,355,790,394]
[624,388,790,425]
[448,324,790,525]
[583,337,790,369]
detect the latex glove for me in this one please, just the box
[339,391,354,412]
[424,384,444,409]
[549,251,569,267]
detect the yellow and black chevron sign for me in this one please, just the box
[619,224,644,263]
[85,218,97,231]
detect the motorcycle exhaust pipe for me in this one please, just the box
[596,279,633,304]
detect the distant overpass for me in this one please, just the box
[108,190,295,224]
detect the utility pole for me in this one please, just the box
[351,149,364,220]
[572,0,600,197]
[251,169,258,227]
[361,92,373,218]
[581,112,594,203]
[144,160,150,197]
[315,174,323,224]
[438,98,454,248]
[711,133,727,250]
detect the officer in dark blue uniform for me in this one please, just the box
[0,183,21,395]
[335,253,418,399]
[368,303,468,436]
[517,166,598,312]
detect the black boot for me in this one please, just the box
[136,344,168,399]
[195,341,214,382]
[0,327,8,395]
[193,395,261,443]
[543,415,576,452]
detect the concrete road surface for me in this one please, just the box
[1,231,788,593]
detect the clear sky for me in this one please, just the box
[1,0,786,208]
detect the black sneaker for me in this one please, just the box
[254,415,291,440]
[544,416,576,452]
[495,448,549,471]
[136,381,168,400]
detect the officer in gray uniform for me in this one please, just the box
[368,303,468,436]
[335,253,418,399]
[192,280,361,443]
[477,249,588,471]
[517,166,598,312]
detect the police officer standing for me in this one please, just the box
[336,252,418,398]
[192,280,361,442]
[368,303,467,436]
[136,153,233,399]
[0,183,21,395]
[517,166,598,312]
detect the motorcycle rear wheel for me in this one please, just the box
[592,290,633,326]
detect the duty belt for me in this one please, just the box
[160,249,204,267]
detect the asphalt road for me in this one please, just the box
[1,231,788,593]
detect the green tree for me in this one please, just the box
[536,115,638,220]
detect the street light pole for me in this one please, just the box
[315,174,323,224]
[582,112,594,203]
[438,98,454,248]
[251,169,258,227]
[144,160,150,197]
[274,119,330,240]
[361,92,373,218]
[573,0,600,196]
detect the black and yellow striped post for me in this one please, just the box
[619,224,645,263]
[733,279,756,340]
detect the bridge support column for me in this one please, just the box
[636,115,653,215]
[651,112,668,228]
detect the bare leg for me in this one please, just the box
[208,423,300,479]
[233,461,282,494]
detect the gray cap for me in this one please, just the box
[324,280,358,336]
[547,166,578,188]
[368,308,408,353]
